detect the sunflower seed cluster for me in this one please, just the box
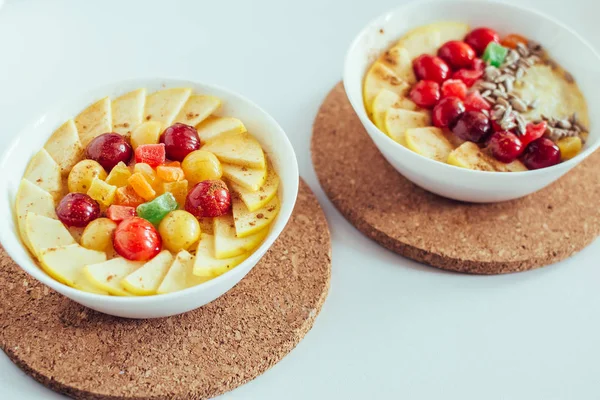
[540,113,588,142]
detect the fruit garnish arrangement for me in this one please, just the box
[364,22,590,171]
[15,88,280,296]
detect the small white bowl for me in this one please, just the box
[344,0,600,202]
[0,78,299,319]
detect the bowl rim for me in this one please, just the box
[343,0,600,177]
[0,76,299,305]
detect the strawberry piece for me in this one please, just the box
[134,144,166,168]
[441,79,467,100]
[521,121,547,147]
[452,68,484,87]
[107,205,137,222]
[464,91,491,112]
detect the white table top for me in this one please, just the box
[0,0,598,398]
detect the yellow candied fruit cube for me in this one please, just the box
[156,165,185,182]
[162,179,188,206]
[128,172,156,201]
[87,178,118,206]
[105,162,132,187]
[557,136,582,161]
[134,163,156,183]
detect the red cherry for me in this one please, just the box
[113,217,161,261]
[185,180,232,218]
[521,121,547,147]
[412,55,450,83]
[432,96,465,129]
[491,120,503,132]
[452,111,491,143]
[521,138,561,170]
[441,79,467,100]
[488,131,523,163]
[451,68,484,87]
[464,91,491,113]
[86,133,133,171]
[465,27,500,55]
[438,41,476,69]
[160,123,201,162]
[56,193,100,227]
[409,80,440,108]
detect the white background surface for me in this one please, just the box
[0,0,598,399]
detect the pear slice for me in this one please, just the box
[44,119,83,175]
[111,88,146,137]
[448,142,528,172]
[174,95,221,127]
[23,149,62,198]
[372,90,418,132]
[379,46,416,84]
[222,163,267,192]
[15,179,57,254]
[72,269,109,295]
[75,97,112,147]
[83,257,144,296]
[38,244,106,287]
[201,132,266,169]
[405,127,454,162]
[196,116,247,143]
[432,21,470,44]
[193,234,249,278]
[232,195,279,238]
[25,213,75,257]
[144,88,192,127]
[213,215,269,259]
[229,163,279,211]
[157,250,210,294]
[121,250,174,296]
[363,62,410,115]
[384,108,431,145]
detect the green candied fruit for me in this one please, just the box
[482,42,508,67]
[136,192,178,225]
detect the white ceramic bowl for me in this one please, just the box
[0,78,299,319]
[344,0,600,202]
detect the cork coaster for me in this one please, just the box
[0,180,331,400]
[312,82,600,274]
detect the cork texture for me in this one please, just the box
[0,180,331,400]
[312,82,600,274]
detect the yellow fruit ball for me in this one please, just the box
[81,218,117,252]
[158,210,201,252]
[182,150,222,185]
[131,121,164,150]
[68,159,108,193]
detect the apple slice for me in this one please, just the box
[83,257,144,296]
[363,62,410,115]
[196,116,247,143]
[372,90,419,132]
[232,195,279,238]
[25,213,75,257]
[229,162,279,211]
[111,88,146,137]
[434,21,470,44]
[174,95,221,127]
[75,97,112,147]
[157,250,210,294]
[384,108,431,145]
[15,179,57,254]
[221,163,267,192]
[405,127,454,162]
[379,46,416,84]
[38,244,106,287]
[72,269,109,295]
[201,132,266,169]
[193,234,249,278]
[144,88,192,127]
[213,215,269,259]
[121,250,174,295]
[44,119,83,175]
[23,149,62,198]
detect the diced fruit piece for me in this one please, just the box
[371,90,418,131]
[451,111,491,143]
[161,179,188,207]
[448,142,527,171]
[87,178,117,207]
[159,210,201,252]
[137,192,178,225]
[193,234,248,278]
[182,150,223,184]
[23,149,62,198]
[379,46,417,84]
[409,80,440,109]
[384,108,431,144]
[105,161,132,187]
[432,97,465,129]
[438,41,476,69]
[213,215,269,259]
[106,205,136,222]
[121,250,174,295]
[451,68,484,87]
[174,94,221,127]
[488,131,523,163]
[412,55,450,83]
[201,132,266,169]
[441,79,467,100]
[111,88,146,137]
[83,257,144,296]
[56,193,100,227]
[68,159,107,193]
[185,180,231,218]
[131,121,163,150]
[44,119,83,175]
[222,164,267,192]
[482,42,508,67]
[159,123,201,161]
[157,250,209,294]
[394,24,442,58]
[114,185,145,207]
[156,165,185,182]
[128,172,156,201]
[113,217,162,261]
[405,127,454,162]
[196,116,247,143]
[363,62,410,114]
[522,138,561,170]
[15,180,57,253]
[38,244,106,286]
[80,217,117,252]
[465,27,500,55]
[135,143,166,168]
[521,121,547,147]
[74,97,112,147]
[25,213,75,257]
[229,163,279,212]
[501,33,528,49]
[144,88,192,127]
[557,136,582,161]
[133,162,157,183]
[464,91,491,112]
[232,195,279,238]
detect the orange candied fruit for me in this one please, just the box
[128,173,156,201]
[501,33,528,49]
[165,161,181,168]
[156,165,185,182]
[114,185,145,207]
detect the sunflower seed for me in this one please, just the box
[496,97,510,108]
[505,50,520,65]
[504,78,514,93]
[485,66,500,80]
[481,109,490,117]
[545,125,554,136]
[480,82,497,90]
[501,121,517,131]
[494,74,508,83]
[517,42,530,57]
[510,97,528,113]
[557,119,572,129]
[499,83,507,93]
[484,95,496,104]
[515,114,527,134]
[481,89,492,98]
[502,105,513,122]
[516,67,525,80]
[493,89,508,99]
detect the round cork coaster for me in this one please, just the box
[312,82,600,274]
[0,180,330,400]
